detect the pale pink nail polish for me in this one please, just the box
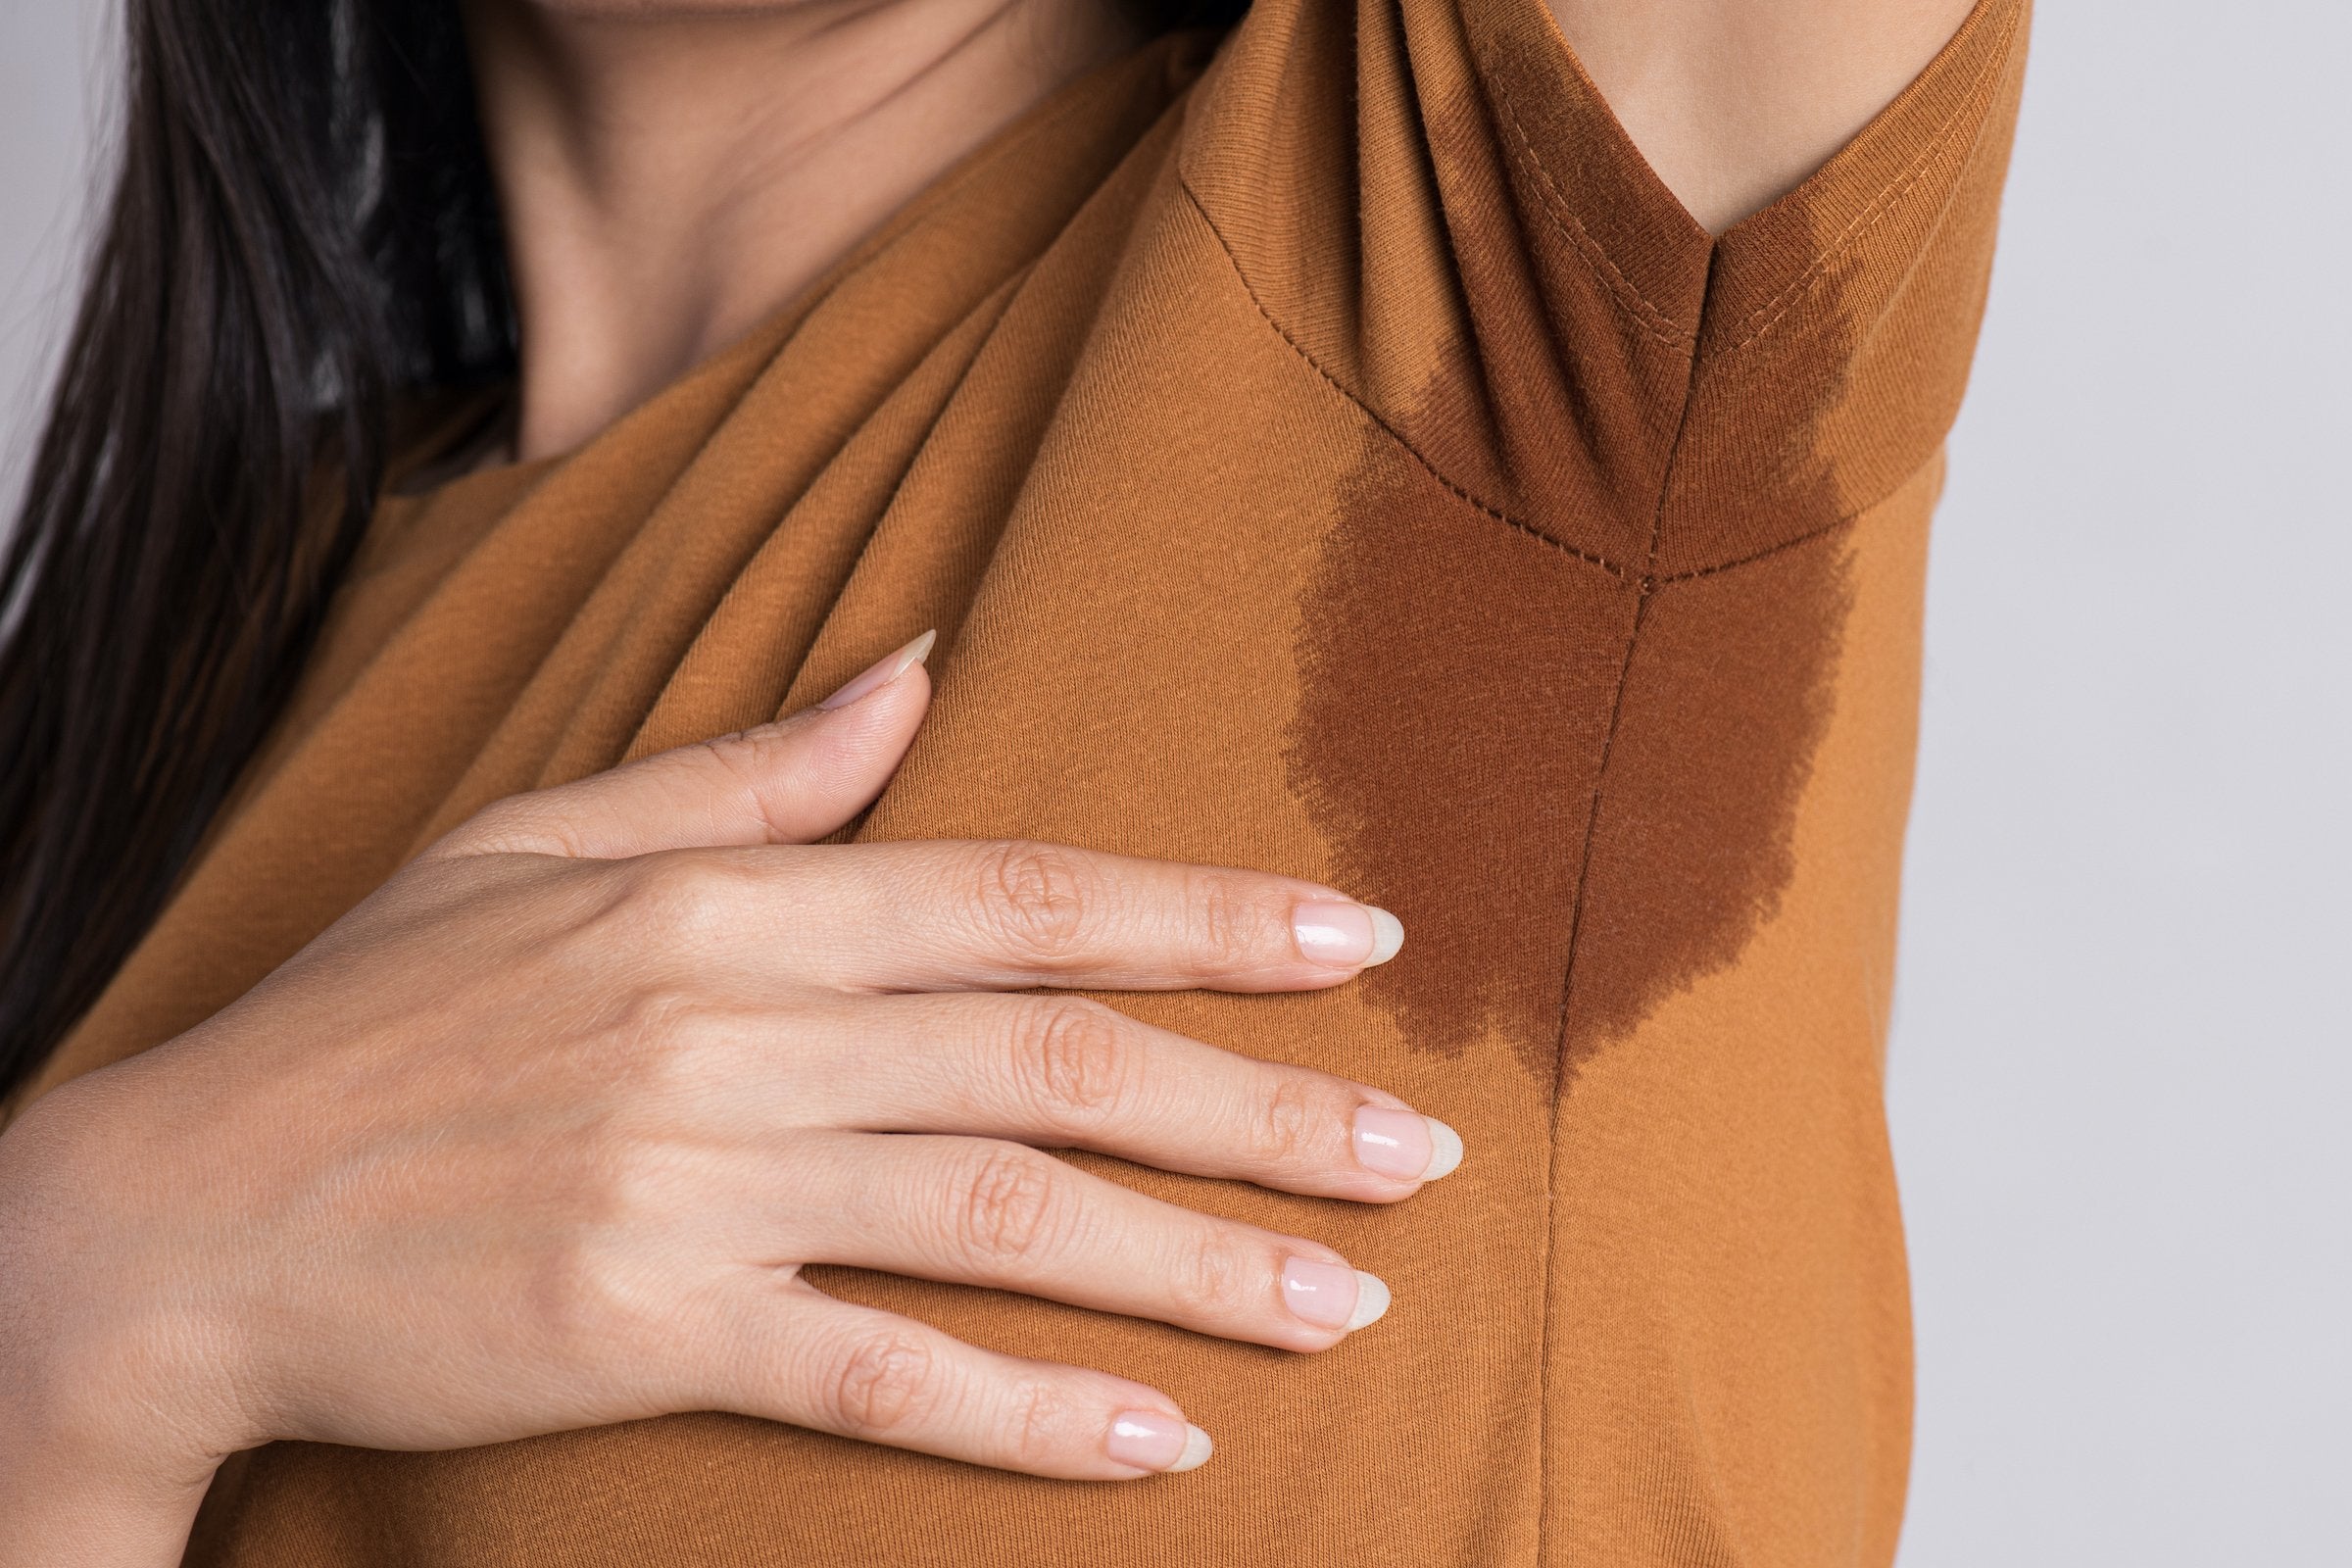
[1292,902,1406,968]
[1293,902,1374,966]
[1281,1257,1391,1331]
[1353,1105,1436,1180]
[1105,1409,1213,1473]
[818,629,937,710]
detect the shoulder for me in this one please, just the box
[1176,0,2031,572]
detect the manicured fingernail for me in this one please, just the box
[1281,1257,1391,1331]
[1353,1106,1464,1181]
[1105,1409,1214,1473]
[818,628,938,710]
[1293,902,1405,968]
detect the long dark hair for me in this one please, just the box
[0,0,1250,1103]
[0,0,513,1100]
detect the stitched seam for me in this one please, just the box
[1710,138,1951,360]
[1178,175,1635,581]
[1710,0,2025,358]
[1535,583,1643,1568]
[1179,175,1901,588]
[1538,258,1713,1563]
[1484,64,1698,349]
[1657,508,1859,582]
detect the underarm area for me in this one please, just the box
[1545,0,1985,231]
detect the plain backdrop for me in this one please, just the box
[3,3,2345,1563]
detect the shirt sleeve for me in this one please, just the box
[1177,0,2030,578]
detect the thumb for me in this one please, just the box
[426,631,937,862]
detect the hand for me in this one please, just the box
[0,632,1458,1562]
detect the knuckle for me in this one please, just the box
[540,1092,705,1239]
[607,851,754,937]
[523,1230,650,1356]
[606,984,706,1054]
[423,795,526,859]
[579,987,733,1100]
[557,1124,686,1237]
[683,729,782,807]
[1005,1377,1076,1471]
[1169,1229,1255,1321]
[1009,1000,1135,1133]
[948,1145,1064,1269]
[826,1331,940,1437]
[1190,871,1277,970]
[430,789,585,860]
[967,841,1096,963]
[1249,1073,1319,1167]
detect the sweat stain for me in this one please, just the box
[1284,449,1636,1081]
[1285,207,1872,1090]
[1557,540,1856,1080]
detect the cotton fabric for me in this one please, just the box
[22,0,2029,1560]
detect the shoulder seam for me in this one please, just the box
[1176,173,1635,581]
[1178,172,1930,586]
[1482,62,1700,351]
[1708,0,2028,359]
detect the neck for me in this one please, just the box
[464,0,1145,462]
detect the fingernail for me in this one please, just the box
[1353,1106,1464,1181]
[1105,1409,1214,1473]
[818,628,938,710]
[1281,1257,1391,1332]
[1292,902,1405,968]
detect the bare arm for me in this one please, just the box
[1549,0,1984,231]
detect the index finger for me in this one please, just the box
[795,839,1405,994]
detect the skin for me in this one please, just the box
[477,0,1980,461]
[467,0,1157,461]
[0,0,1979,1561]
[1550,0,1984,231]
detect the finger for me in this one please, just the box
[789,1134,1394,1353]
[788,994,1464,1200]
[422,630,936,862]
[780,838,1406,994]
[710,1280,1213,1480]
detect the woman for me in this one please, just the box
[0,0,2024,1561]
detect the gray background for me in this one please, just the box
[4,2,2345,1562]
